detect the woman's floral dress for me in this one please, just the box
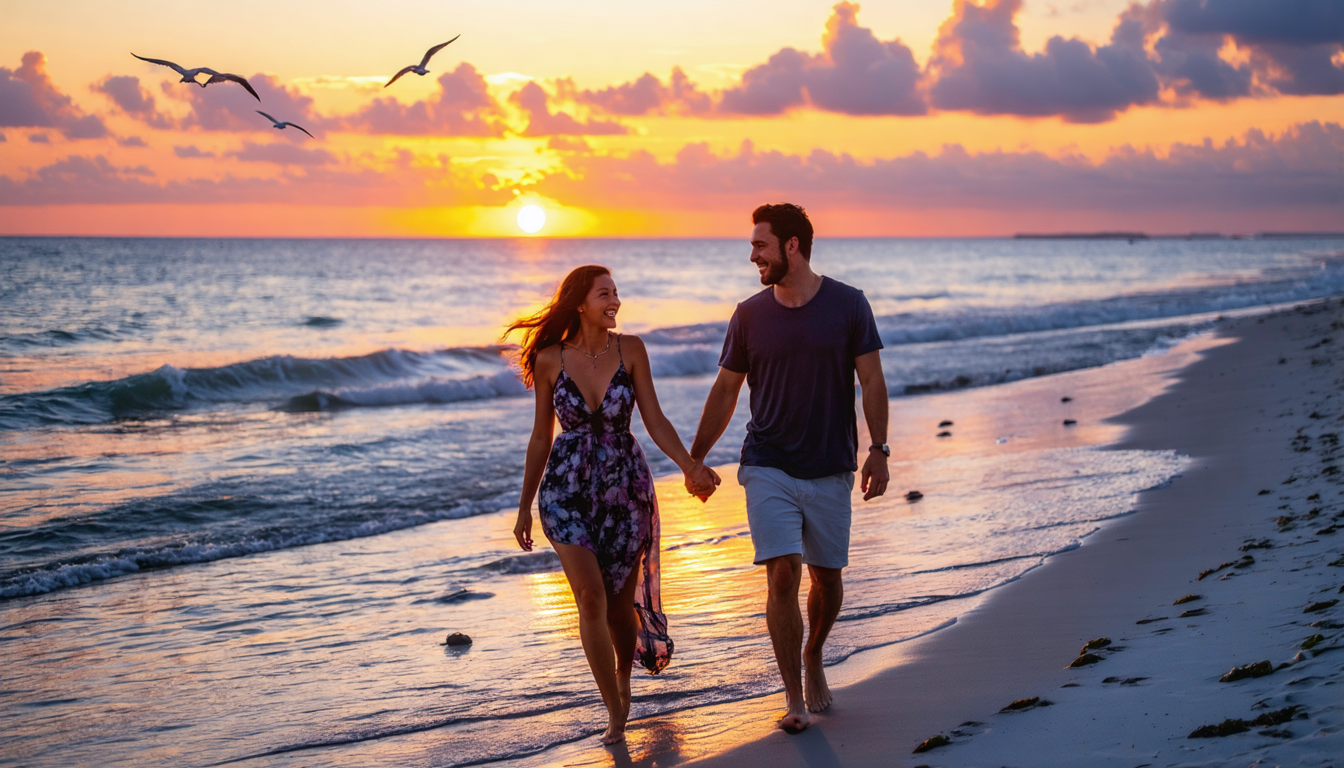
[538,335,673,674]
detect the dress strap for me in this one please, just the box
[558,342,566,373]
[616,333,624,365]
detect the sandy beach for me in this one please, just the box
[519,298,1344,768]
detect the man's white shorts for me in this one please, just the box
[738,465,853,569]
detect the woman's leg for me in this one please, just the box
[606,556,642,728]
[552,542,626,744]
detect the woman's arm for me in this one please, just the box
[515,349,557,550]
[626,335,718,498]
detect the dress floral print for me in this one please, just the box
[538,335,673,674]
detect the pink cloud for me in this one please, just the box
[578,67,712,116]
[0,52,108,139]
[0,152,513,208]
[91,75,174,129]
[527,121,1344,216]
[341,63,505,136]
[168,72,324,135]
[226,141,335,166]
[509,81,627,136]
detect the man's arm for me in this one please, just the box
[690,366,746,463]
[855,349,889,501]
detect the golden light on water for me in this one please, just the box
[517,205,546,235]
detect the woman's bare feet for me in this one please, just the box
[804,652,833,713]
[601,721,626,745]
[603,678,630,746]
[778,696,812,734]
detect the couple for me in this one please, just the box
[508,203,890,745]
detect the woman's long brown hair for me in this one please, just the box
[503,264,611,388]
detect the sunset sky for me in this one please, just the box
[1,0,1341,237]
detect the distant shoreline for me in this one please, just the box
[1015,231,1344,240]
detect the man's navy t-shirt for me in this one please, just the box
[719,276,884,480]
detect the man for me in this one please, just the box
[687,202,889,733]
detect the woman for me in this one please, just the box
[507,265,717,745]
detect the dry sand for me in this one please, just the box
[677,300,1344,768]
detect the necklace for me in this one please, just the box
[573,333,611,368]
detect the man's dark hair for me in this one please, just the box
[752,203,813,261]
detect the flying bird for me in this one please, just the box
[384,35,461,87]
[131,54,261,101]
[256,111,315,138]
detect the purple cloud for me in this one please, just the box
[719,48,809,115]
[719,3,925,116]
[1161,0,1344,45]
[1153,0,1344,96]
[28,133,49,143]
[529,121,1343,216]
[0,153,513,207]
[173,145,214,158]
[118,136,148,147]
[929,0,1159,123]
[169,73,324,134]
[92,75,174,129]
[341,63,504,136]
[579,67,713,116]
[509,81,627,136]
[0,52,108,139]
[226,141,335,166]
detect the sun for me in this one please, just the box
[517,205,546,234]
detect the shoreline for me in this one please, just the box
[510,298,1344,768]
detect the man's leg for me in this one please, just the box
[764,554,810,733]
[804,564,843,712]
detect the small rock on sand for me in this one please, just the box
[1080,637,1111,653]
[1219,660,1273,682]
[1303,599,1338,613]
[938,420,953,427]
[999,696,1052,712]
[1063,419,1077,426]
[912,735,950,753]
[1174,594,1203,605]
[442,632,473,646]
[937,431,951,437]
[1068,653,1103,668]
[905,490,924,501]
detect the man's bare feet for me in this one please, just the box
[804,652,833,713]
[778,697,812,734]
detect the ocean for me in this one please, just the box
[2,235,1342,767]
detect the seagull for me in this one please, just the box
[256,111,315,138]
[131,53,260,101]
[384,35,460,87]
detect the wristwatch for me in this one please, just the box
[870,444,890,457]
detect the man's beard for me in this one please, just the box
[759,255,789,285]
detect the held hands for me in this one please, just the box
[514,507,534,551]
[684,461,721,502]
[860,448,890,501]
